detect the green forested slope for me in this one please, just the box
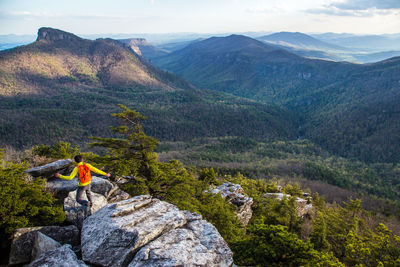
[153,35,400,163]
[153,34,356,103]
[0,28,297,148]
[297,57,400,162]
[157,137,400,206]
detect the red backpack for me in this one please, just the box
[78,163,91,184]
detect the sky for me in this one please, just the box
[0,0,399,35]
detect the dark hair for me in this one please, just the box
[74,155,83,163]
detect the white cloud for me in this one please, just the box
[331,0,400,11]
[306,0,400,17]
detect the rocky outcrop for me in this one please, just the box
[264,193,313,217]
[81,195,233,267]
[210,182,253,226]
[64,190,108,229]
[27,244,88,267]
[37,27,83,42]
[9,225,79,265]
[31,232,62,260]
[25,159,72,177]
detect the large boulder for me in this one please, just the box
[264,193,313,217]
[64,190,108,229]
[9,225,79,265]
[91,177,118,198]
[31,232,61,260]
[26,159,72,177]
[46,176,116,199]
[210,182,253,226]
[81,195,233,267]
[129,219,233,267]
[27,244,88,267]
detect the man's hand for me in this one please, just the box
[55,173,60,178]
[106,173,111,178]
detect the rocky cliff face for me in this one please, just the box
[36,27,83,42]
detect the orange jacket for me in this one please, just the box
[59,162,107,186]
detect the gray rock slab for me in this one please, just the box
[27,244,88,267]
[26,159,72,177]
[31,232,61,260]
[130,219,233,267]
[9,225,79,265]
[81,195,187,267]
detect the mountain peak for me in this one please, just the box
[36,27,82,42]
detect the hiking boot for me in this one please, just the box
[85,205,92,216]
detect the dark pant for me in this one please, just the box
[76,184,92,206]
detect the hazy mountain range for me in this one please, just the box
[0,27,296,148]
[152,34,400,163]
[2,31,400,63]
[1,27,400,202]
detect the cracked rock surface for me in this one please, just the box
[81,195,233,267]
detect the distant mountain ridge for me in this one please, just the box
[153,34,400,163]
[258,32,348,52]
[1,28,400,163]
[0,27,193,97]
[153,34,355,102]
[255,32,400,63]
[312,33,400,51]
[0,27,297,148]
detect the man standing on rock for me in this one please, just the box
[55,155,111,209]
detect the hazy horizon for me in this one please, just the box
[0,0,399,35]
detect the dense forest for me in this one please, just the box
[153,35,400,164]
[1,106,399,266]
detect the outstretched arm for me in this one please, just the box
[88,164,111,177]
[56,167,78,180]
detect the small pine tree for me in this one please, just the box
[89,104,159,178]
